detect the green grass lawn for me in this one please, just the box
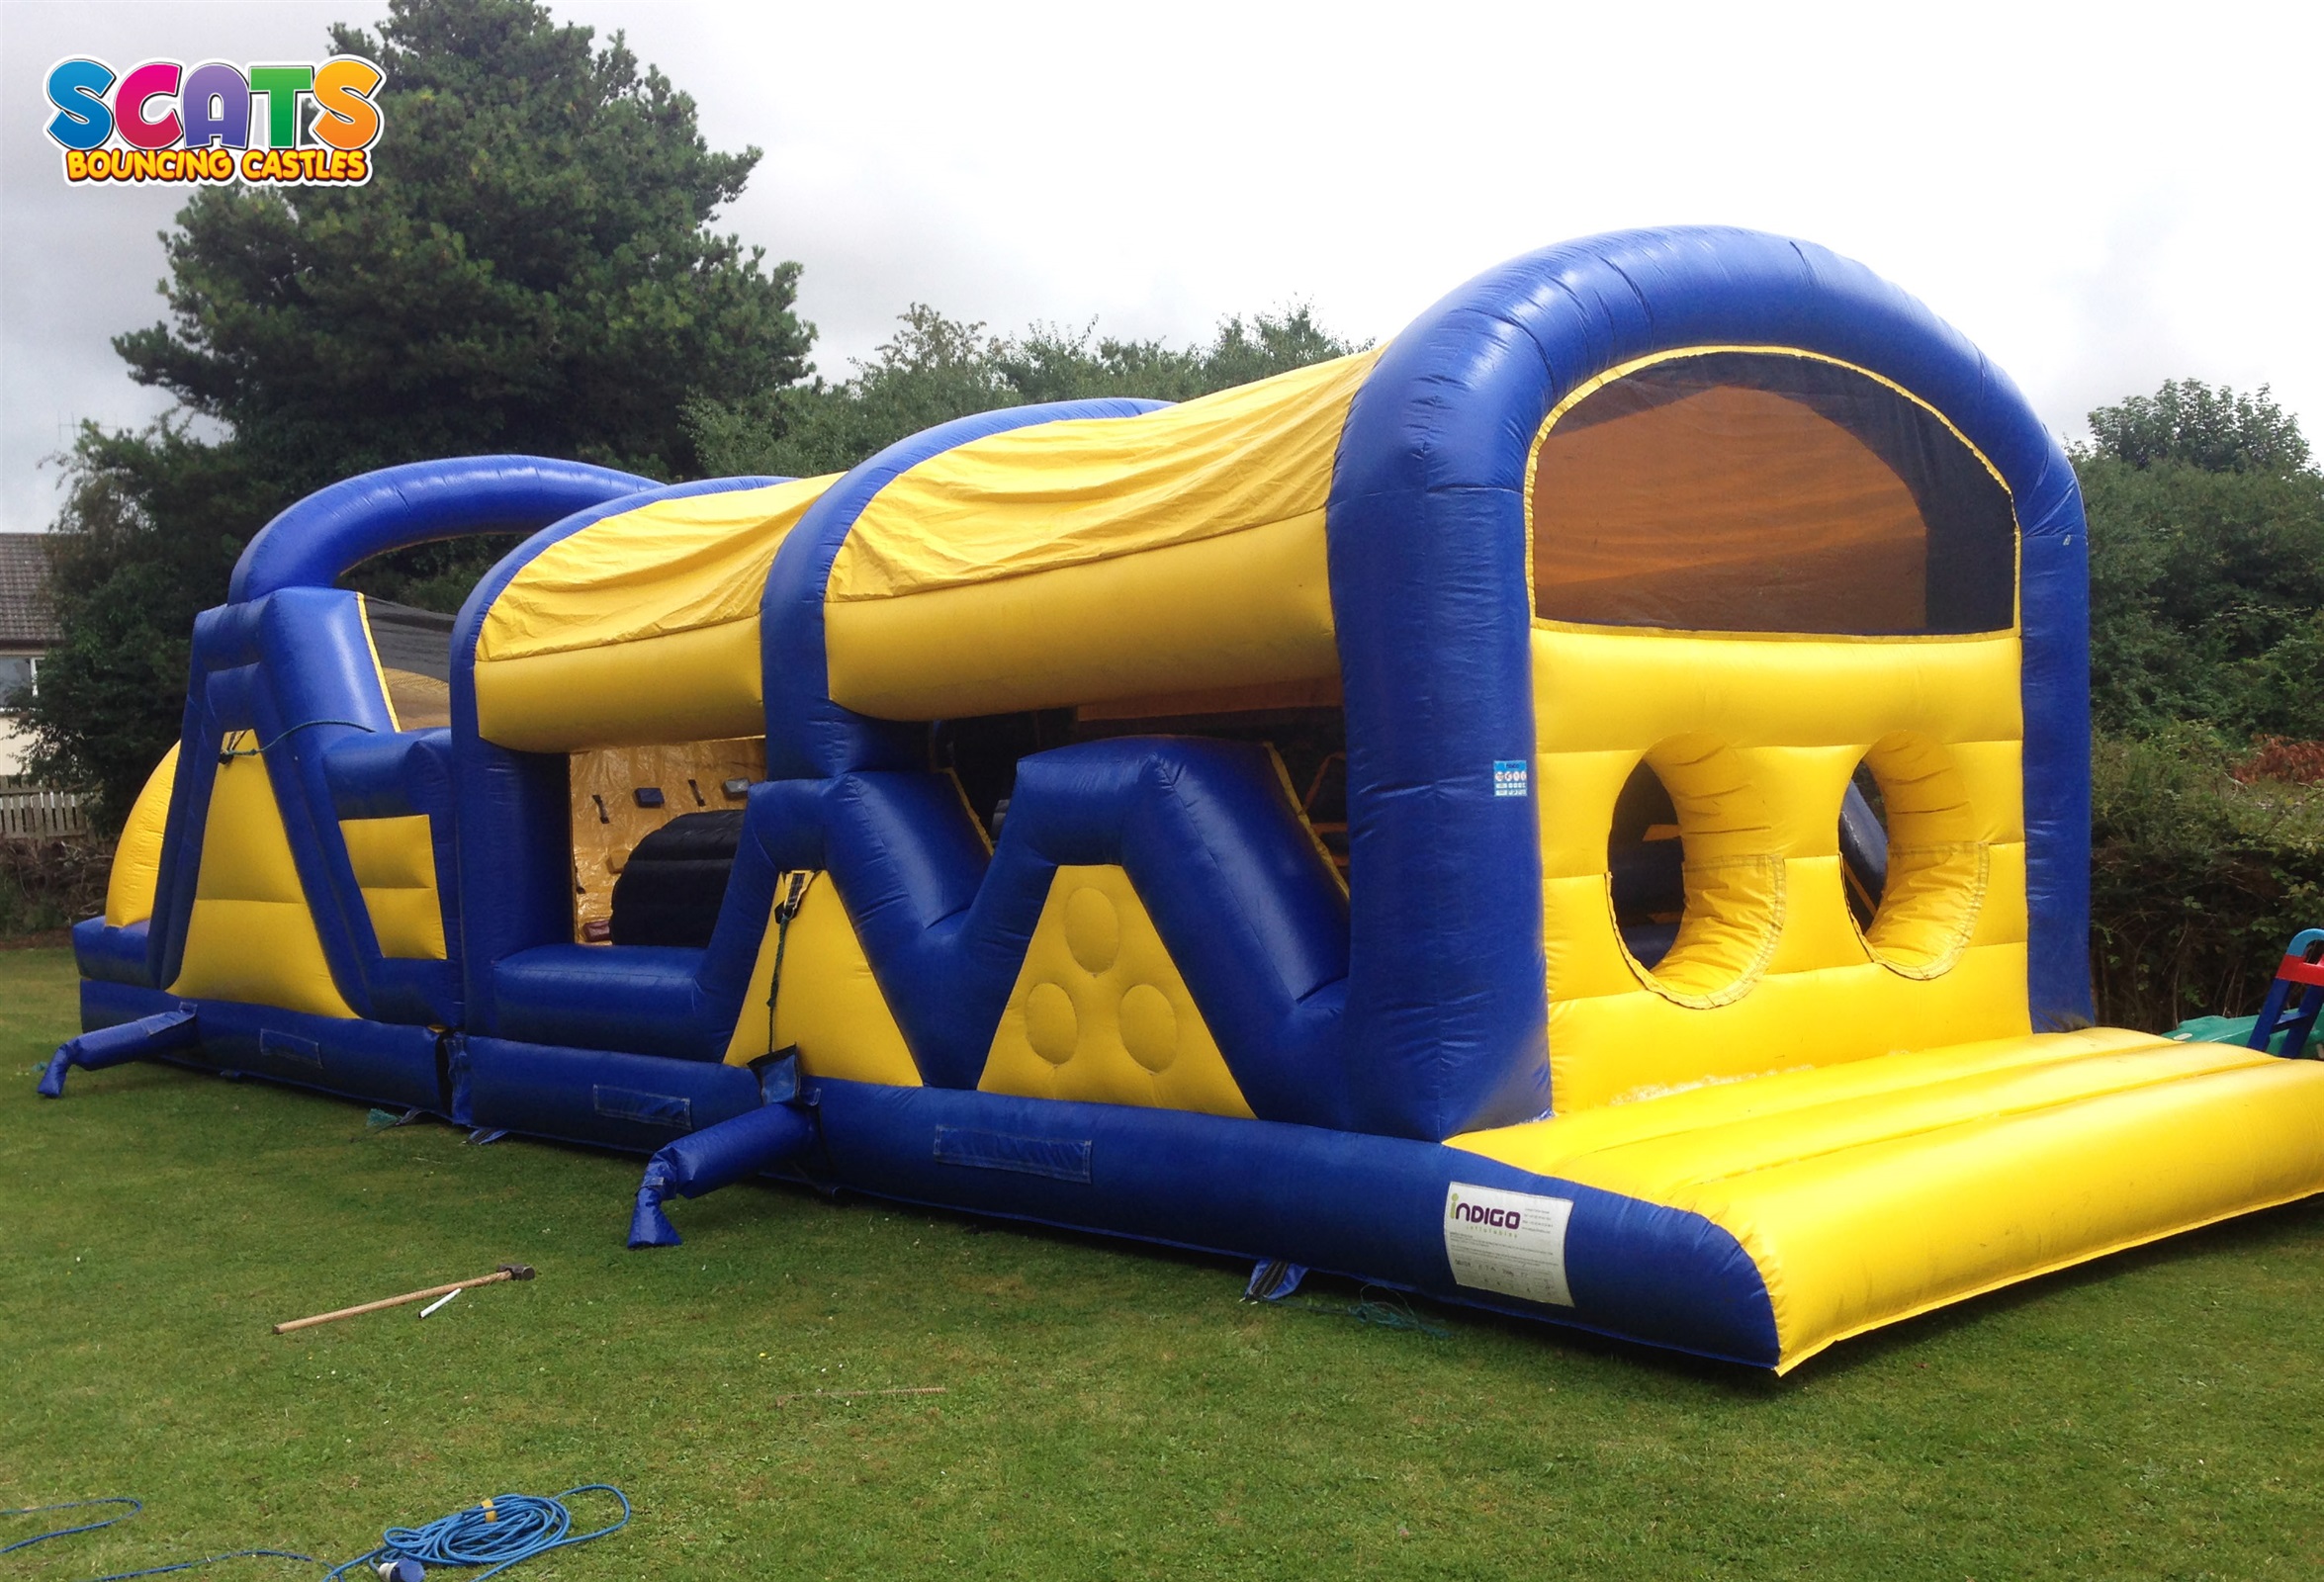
[5,944,2322,1580]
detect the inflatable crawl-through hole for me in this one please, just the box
[1607,759,1682,967]
[1610,735,1783,1008]
[1850,731,1985,978]
[1839,760,1889,930]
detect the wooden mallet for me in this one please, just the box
[272,1264,537,1334]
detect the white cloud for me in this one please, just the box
[4,0,2318,531]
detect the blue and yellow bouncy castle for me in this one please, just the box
[49,227,2324,1370]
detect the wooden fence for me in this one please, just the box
[0,777,89,838]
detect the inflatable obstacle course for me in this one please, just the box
[52,227,2324,1371]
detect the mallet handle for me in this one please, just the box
[272,1268,518,1334]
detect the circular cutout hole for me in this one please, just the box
[1846,733,1985,978]
[1838,760,1889,931]
[1605,737,1784,1008]
[1609,761,1685,969]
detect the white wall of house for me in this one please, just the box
[0,714,31,778]
[0,649,39,777]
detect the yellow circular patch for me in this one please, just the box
[1118,983,1180,1073]
[1063,886,1120,975]
[1025,981,1080,1065]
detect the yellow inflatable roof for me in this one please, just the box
[829,349,1380,602]
[479,474,839,663]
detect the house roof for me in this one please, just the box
[0,535,58,647]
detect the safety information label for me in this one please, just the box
[1492,759,1529,797]
[1443,1183,1574,1307]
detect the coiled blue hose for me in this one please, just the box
[325,1486,631,1580]
[2,1487,628,1580]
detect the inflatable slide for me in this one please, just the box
[48,226,2324,1371]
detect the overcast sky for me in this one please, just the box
[3,0,2318,532]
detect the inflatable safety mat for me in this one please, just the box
[1451,1027,2324,1369]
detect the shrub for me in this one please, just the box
[0,835,114,937]
[2090,727,2324,1029]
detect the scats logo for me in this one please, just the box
[45,56,384,187]
[1447,1193,1523,1231]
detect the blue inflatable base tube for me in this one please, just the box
[78,981,444,1111]
[59,985,1775,1364]
[630,1102,818,1248]
[72,916,153,988]
[461,1036,764,1154]
[804,1081,1780,1368]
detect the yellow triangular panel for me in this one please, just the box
[980,864,1253,1118]
[168,735,355,1018]
[724,873,920,1086]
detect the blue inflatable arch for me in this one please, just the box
[1324,226,2092,1140]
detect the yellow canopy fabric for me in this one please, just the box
[479,475,839,662]
[828,350,1382,602]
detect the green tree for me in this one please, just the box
[119,0,806,485]
[690,304,1365,479]
[2078,381,2324,1026]
[27,424,282,830]
[2083,380,2310,476]
[31,0,807,828]
[2079,383,2324,741]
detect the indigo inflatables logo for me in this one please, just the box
[44,55,384,186]
[1447,1193,1524,1231]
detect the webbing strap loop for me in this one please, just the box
[763,871,817,1056]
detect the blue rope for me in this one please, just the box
[84,1548,318,1580]
[325,1486,631,1581]
[1,1487,628,1580]
[2,1496,312,1578]
[1,1496,142,1553]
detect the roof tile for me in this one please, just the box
[0,535,59,647]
